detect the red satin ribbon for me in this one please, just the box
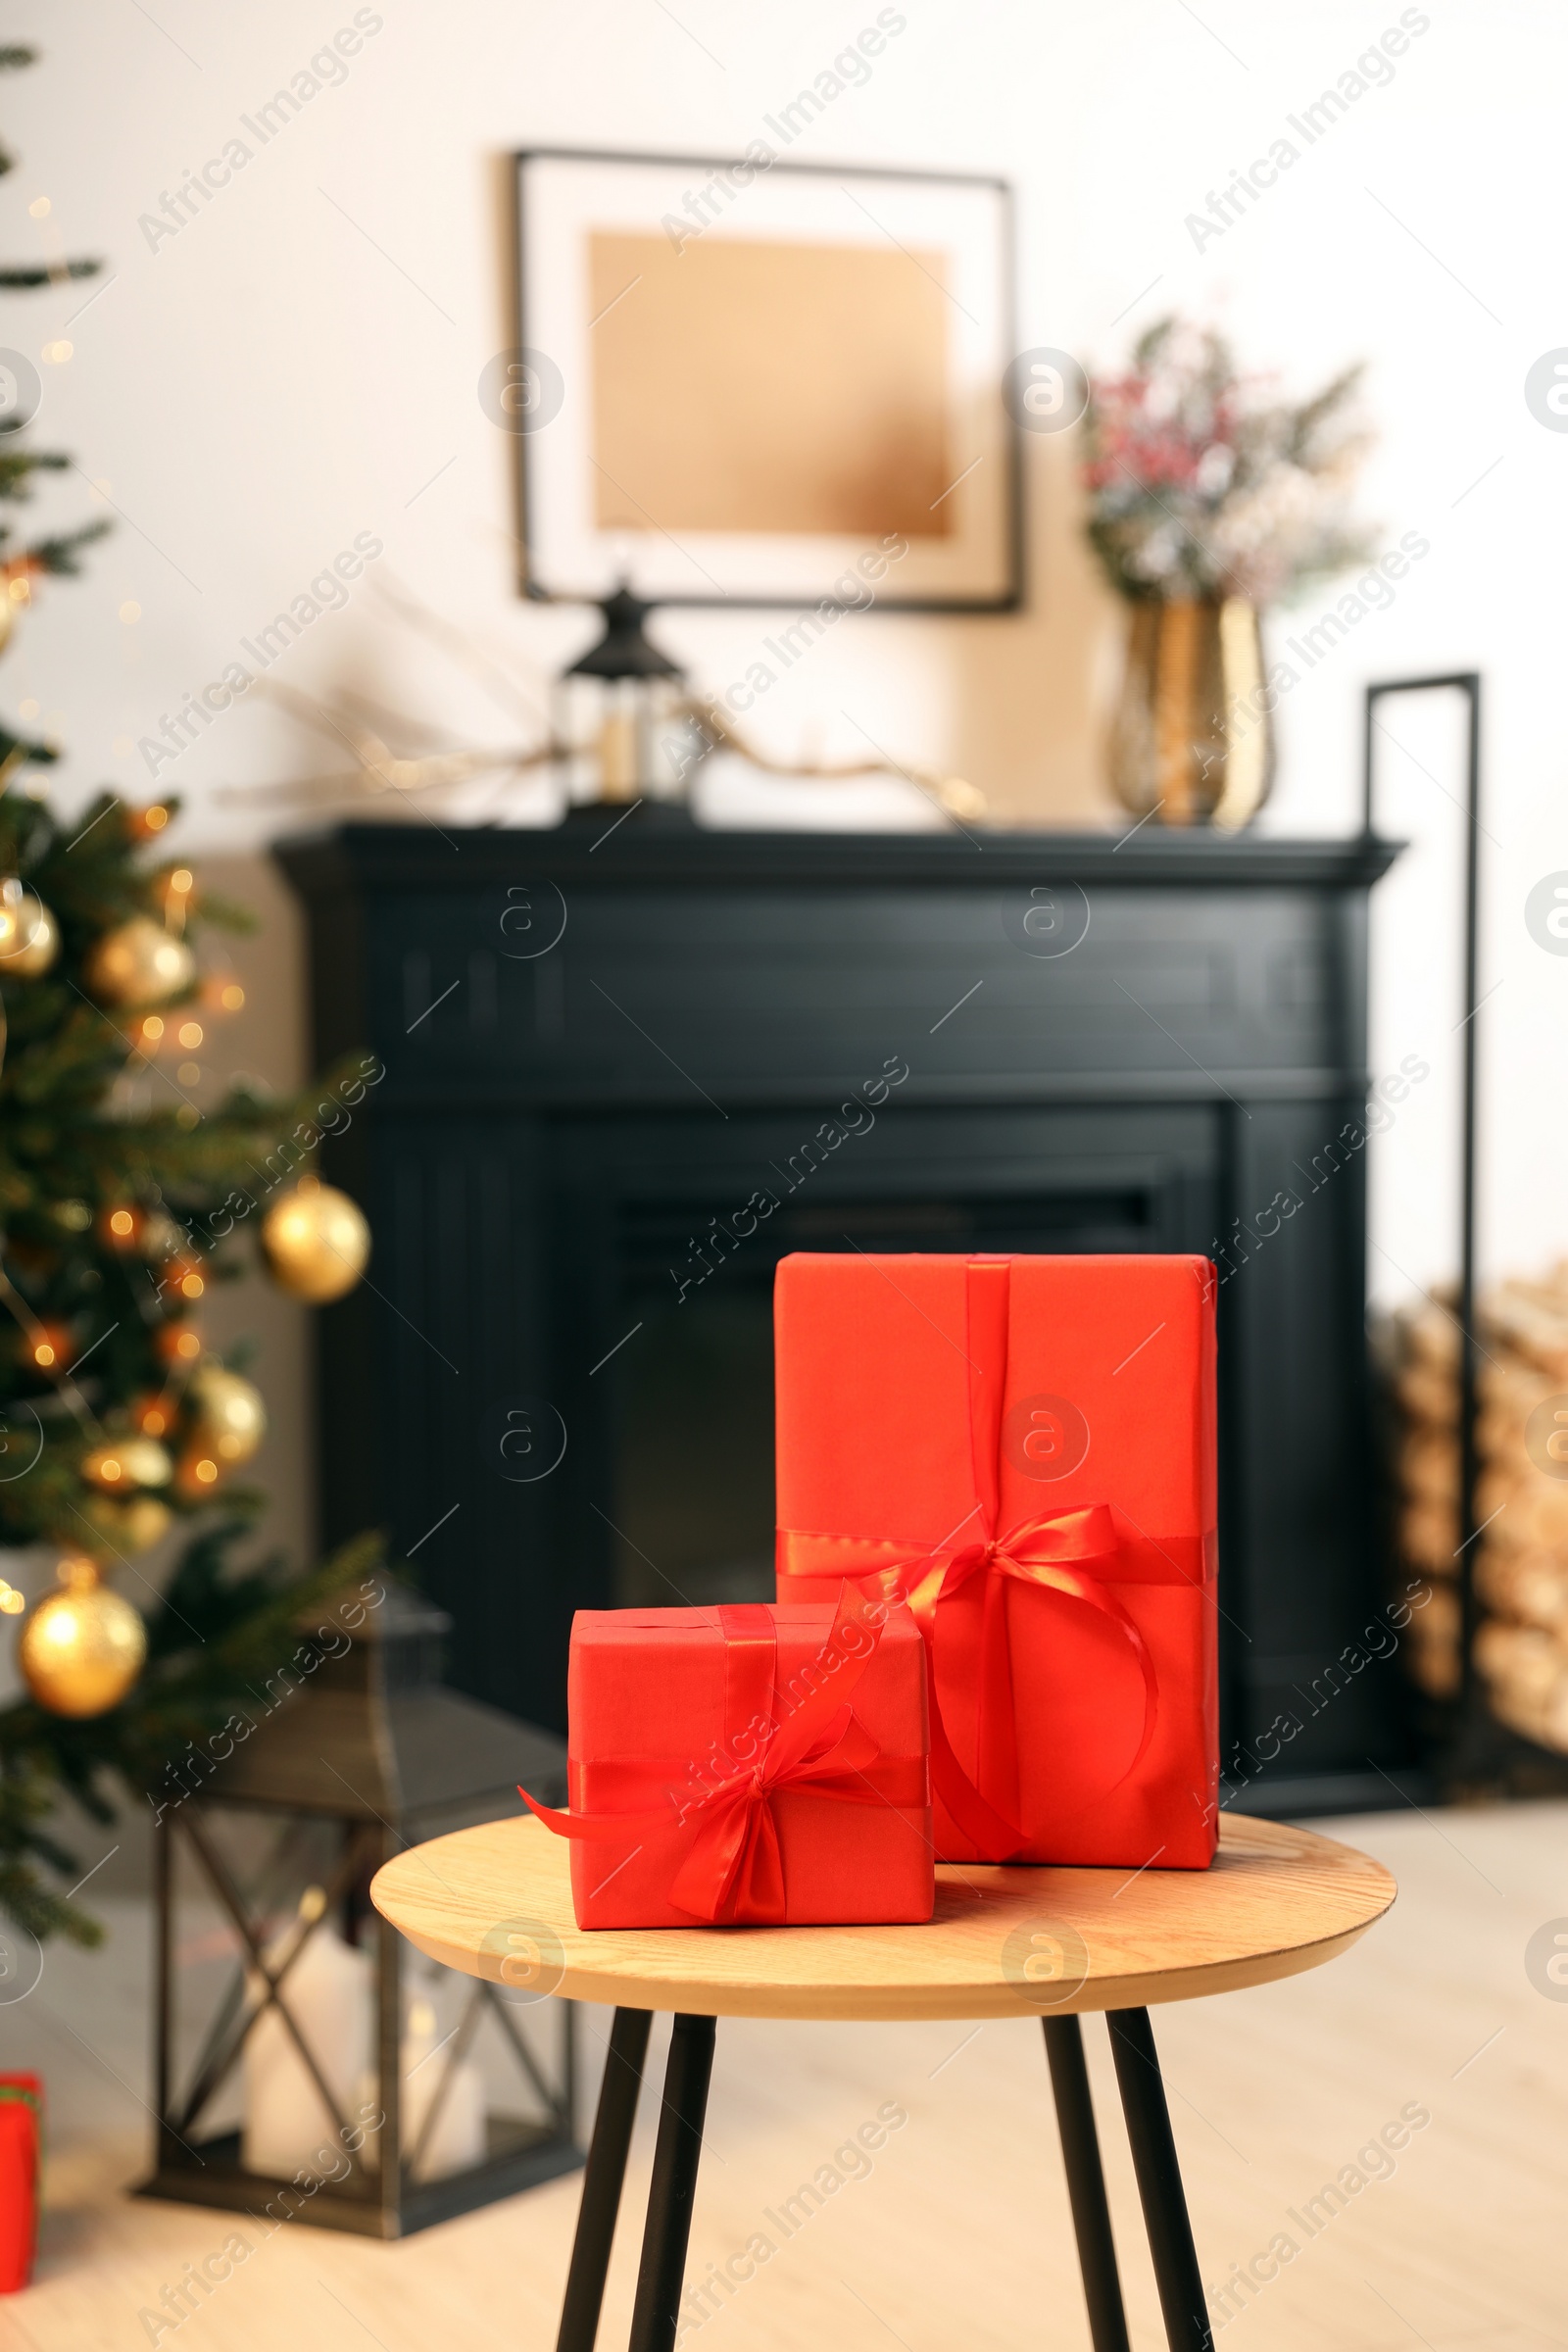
[776,1258,1175,1857]
[520,1589,927,1926]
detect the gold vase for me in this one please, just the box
[1107,596,1275,830]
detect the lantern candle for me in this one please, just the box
[401,1996,486,2181]
[242,1890,371,2181]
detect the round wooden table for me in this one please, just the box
[372,1811,1395,2352]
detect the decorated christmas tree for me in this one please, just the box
[0,45,382,1946]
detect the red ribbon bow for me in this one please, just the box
[521,1590,927,1926]
[777,1259,1175,1858]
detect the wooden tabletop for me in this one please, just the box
[369,1813,1396,2023]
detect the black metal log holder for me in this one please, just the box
[1363,672,1568,1792]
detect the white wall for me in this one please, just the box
[7,0,1564,1517]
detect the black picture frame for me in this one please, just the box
[509,146,1023,613]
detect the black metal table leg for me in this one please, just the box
[1107,2008,1213,2352]
[1042,2016,1132,2352]
[627,2014,716,2352]
[557,2007,654,2352]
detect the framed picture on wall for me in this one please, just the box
[508,147,1020,611]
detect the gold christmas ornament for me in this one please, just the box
[10,897,59,976]
[0,879,58,976]
[19,1555,146,1717]
[80,1493,172,1556]
[188,1363,266,1465]
[81,1435,173,1492]
[261,1176,369,1303]
[82,914,196,1007]
[0,879,24,959]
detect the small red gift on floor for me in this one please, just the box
[0,2073,42,2293]
[523,1593,932,1928]
[774,1251,1218,1870]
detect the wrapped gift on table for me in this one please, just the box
[0,2074,41,2293]
[774,1251,1218,1870]
[523,1592,933,1929]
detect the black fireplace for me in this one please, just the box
[277,822,1409,1814]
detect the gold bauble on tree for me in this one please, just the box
[11,899,58,977]
[82,914,196,1007]
[19,1556,147,1717]
[261,1176,370,1303]
[81,1435,173,1493]
[188,1363,267,1466]
[0,879,58,977]
[0,879,25,960]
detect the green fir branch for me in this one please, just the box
[0,448,68,499]
[0,1529,389,1942]
[24,518,113,575]
[0,260,99,289]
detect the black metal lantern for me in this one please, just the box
[138,1582,579,2238]
[555,587,705,810]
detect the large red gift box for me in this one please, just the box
[0,2074,41,2293]
[523,1594,933,1929]
[774,1252,1217,1869]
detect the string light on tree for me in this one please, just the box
[130,1394,174,1440]
[23,1325,70,1374]
[154,1323,203,1368]
[165,1253,206,1305]
[159,864,195,934]
[174,1446,223,1500]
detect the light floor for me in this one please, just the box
[3,1800,1567,2352]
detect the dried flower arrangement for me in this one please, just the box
[1082,317,1376,608]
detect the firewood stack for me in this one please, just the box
[1387,1268,1568,1747]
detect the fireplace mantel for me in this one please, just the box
[279,821,1399,893]
[277,820,1409,1815]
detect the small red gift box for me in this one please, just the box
[774,1251,1218,1870]
[0,2074,41,2293]
[523,1593,932,1929]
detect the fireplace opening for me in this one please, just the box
[607,1183,1162,1608]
